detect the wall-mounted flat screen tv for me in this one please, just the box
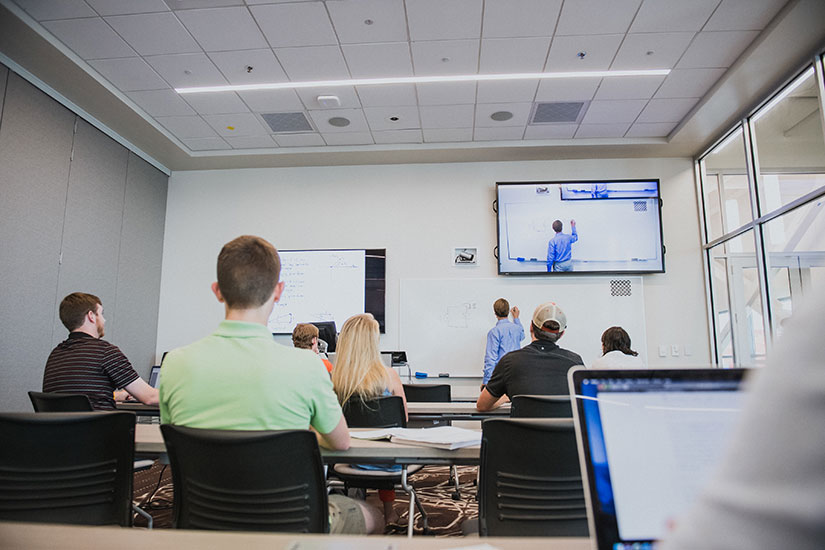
[496,180,665,275]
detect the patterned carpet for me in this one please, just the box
[132,461,479,536]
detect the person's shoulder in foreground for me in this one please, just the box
[660,286,825,550]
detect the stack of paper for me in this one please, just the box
[351,426,481,450]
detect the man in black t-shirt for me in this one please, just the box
[43,292,158,410]
[476,301,583,411]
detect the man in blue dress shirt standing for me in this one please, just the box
[547,219,578,271]
[482,298,524,389]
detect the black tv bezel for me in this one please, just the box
[495,179,665,276]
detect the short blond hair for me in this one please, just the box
[292,323,319,349]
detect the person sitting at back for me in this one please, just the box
[43,292,158,410]
[293,322,334,374]
[331,313,407,525]
[589,326,644,369]
[159,235,381,534]
[476,301,583,411]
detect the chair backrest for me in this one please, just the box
[510,395,572,418]
[341,395,406,428]
[402,384,451,402]
[0,412,136,526]
[479,418,588,537]
[28,391,94,412]
[160,425,328,533]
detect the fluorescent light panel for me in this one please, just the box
[176,69,671,94]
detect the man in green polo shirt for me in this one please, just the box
[159,235,381,534]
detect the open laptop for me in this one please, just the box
[148,365,161,388]
[568,367,750,550]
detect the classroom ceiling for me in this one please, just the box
[0,0,821,171]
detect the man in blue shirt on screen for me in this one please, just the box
[482,298,524,388]
[547,219,578,272]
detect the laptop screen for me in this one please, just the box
[569,368,749,550]
[148,365,161,388]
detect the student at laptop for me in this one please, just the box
[292,322,334,374]
[661,288,825,550]
[43,292,158,410]
[159,235,382,534]
[589,326,644,369]
[476,301,583,411]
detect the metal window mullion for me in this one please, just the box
[696,161,719,365]
[814,54,825,146]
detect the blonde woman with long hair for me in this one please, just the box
[332,313,407,524]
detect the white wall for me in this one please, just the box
[157,157,710,369]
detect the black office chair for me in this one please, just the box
[335,395,428,536]
[478,418,588,537]
[402,384,451,403]
[28,391,94,412]
[0,412,137,526]
[510,394,573,418]
[161,425,328,533]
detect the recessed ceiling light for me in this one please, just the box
[490,111,513,122]
[328,117,351,127]
[175,69,671,94]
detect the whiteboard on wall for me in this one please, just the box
[399,277,646,378]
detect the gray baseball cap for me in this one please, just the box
[532,302,567,332]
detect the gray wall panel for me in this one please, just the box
[0,73,75,411]
[112,153,168,379]
[52,119,129,347]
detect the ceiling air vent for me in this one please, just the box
[261,112,314,133]
[530,101,588,124]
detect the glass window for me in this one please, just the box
[762,196,825,340]
[700,171,723,243]
[752,67,825,213]
[701,128,753,236]
[708,231,767,367]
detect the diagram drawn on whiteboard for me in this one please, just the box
[442,302,477,328]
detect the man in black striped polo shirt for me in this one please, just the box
[43,292,158,410]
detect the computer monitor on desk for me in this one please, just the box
[311,321,337,353]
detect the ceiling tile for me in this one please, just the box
[581,99,647,123]
[42,18,136,59]
[105,13,201,56]
[636,98,698,123]
[411,40,480,75]
[177,7,268,51]
[676,31,759,69]
[630,0,719,32]
[535,78,601,101]
[245,0,317,4]
[482,0,562,38]
[156,115,217,138]
[238,89,305,112]
[545,34,624,71]
[364,106,421,131]
[15,0,95,20]
[295,87,361,109]
[372,129,423,144]
[574,123,631,138]
[273,133,326,147]
[423,128,474,142]
[556,0,641,35]
[480,37,551,73]
[594,75,666,100]
[475,102,533,127]
[145,53,227,88]
[182,92,250,115]
[654,68,725,98]
[341,42,413,79]
[250,2,337,47]
[327,0,408,44]
[274,46,350,81]
[416,82,477,105]
[611,32,695,70]
[419,104,475,129]
[473,126,525,140]
[181,136,231,150]
[165,0,244,8]
[406,0,482,41]
[224,135,277,149]
[307,108,369,133]
[322,132,375,146]
[85,0,170,16]
[704,0,786,31]
[625,122,678,137]
[476,80,538,103]
[524,124,577,139]
[203,113,268,136]
[127,89,196,116]
[356,84,418,107]
[88,57,169,91]
[209,49,287,85]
